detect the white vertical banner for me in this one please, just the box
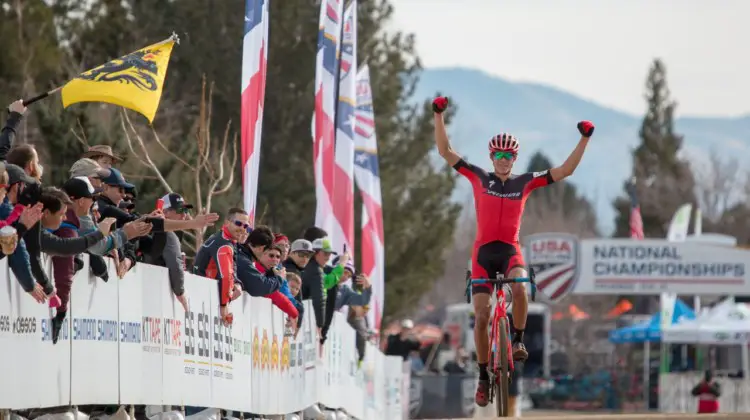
[163,273,212,407]
[694,207,703,236]
[69,258,119,405]
[118,263,163,404]
[666,203,692,242]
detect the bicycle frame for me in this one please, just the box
[469,271,536,415]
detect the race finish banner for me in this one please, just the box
[526,234,750,300]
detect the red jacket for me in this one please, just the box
[51,209,80,311]
[194,227,237,306]
[254,261,299,319]
[692,381,720,414]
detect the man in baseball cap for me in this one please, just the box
[311,237,337,255]
[6,163,37,186]
[160,193,193,214]
[100,168,134,190]
[284,239,314,276]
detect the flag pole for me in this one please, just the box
[20,32,180,107]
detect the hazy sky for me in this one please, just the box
[388,0,750,117]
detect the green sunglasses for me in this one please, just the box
[492,151,517,161]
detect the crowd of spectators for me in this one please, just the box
[1,98,374,363]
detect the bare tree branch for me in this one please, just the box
[121,110,173,193]
[117,75,239,251]
[694,149,740,221]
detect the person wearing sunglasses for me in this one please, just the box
[432,96,595,407]
[194,207,249,325]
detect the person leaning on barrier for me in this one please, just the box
[302,237,334,344]
[49,177,114,343]
[236,225,280,294]
[0,164,49,303]
[251,243,300,325]
[0,99,27,161]
[143,193,193,312]
[24,187,118,306]
[96,168,219,275]
[194,207,247,325]
[68,158,151,280]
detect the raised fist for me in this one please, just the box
[432,96,449,114]
[577,120,595,138]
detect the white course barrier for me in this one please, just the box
[0,255,404,419]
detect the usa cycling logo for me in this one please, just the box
[525,233,579,302]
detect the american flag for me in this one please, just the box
[353,64,385,331]
[332,1,357,255]
[240,0,269,224]
[627,178,644,239]
[313,0,344,235]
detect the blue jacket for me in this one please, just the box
[0,199,35,292]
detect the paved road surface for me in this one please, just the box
[437,408,750,419]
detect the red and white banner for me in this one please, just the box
[332,0,357,255]
[240,0,269,224]
[353,64,385,331]
[313,0,344,234]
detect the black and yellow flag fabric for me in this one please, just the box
[61,34,178,123]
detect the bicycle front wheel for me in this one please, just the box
[494,316,510,417]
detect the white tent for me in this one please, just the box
[663,298,750,345]
[663,298,750,378]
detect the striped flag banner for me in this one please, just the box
[240,0,269,224]
[313,0,344,235]
[332,0,357,256]
[353,64,385,331]
[627,178,644,240]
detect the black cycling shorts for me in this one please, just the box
[471,241,526,295]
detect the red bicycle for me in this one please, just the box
[469,271,536,417]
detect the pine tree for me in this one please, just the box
[612,59,696,238]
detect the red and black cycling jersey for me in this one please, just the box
[453,159,554,245]
[194,227,237,307]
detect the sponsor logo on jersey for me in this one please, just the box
[533,170,548,178]
[484,190,521,199]
[525,233,579,302]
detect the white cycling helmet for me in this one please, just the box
[488,133,520,153]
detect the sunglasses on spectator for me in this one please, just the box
[233,220,252,232]
[492,151,516,161]
[267,252,281,260]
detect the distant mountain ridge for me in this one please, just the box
[413,67,750,234]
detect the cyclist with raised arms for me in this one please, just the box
[432,96,594,406]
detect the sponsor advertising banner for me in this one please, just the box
[525,234,750,299]
[0,255,405,419]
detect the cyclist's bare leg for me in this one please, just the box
[473,291,491,365]
[508,266,529,361]
[472,290,491,406]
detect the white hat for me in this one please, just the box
[401,319,414,329]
